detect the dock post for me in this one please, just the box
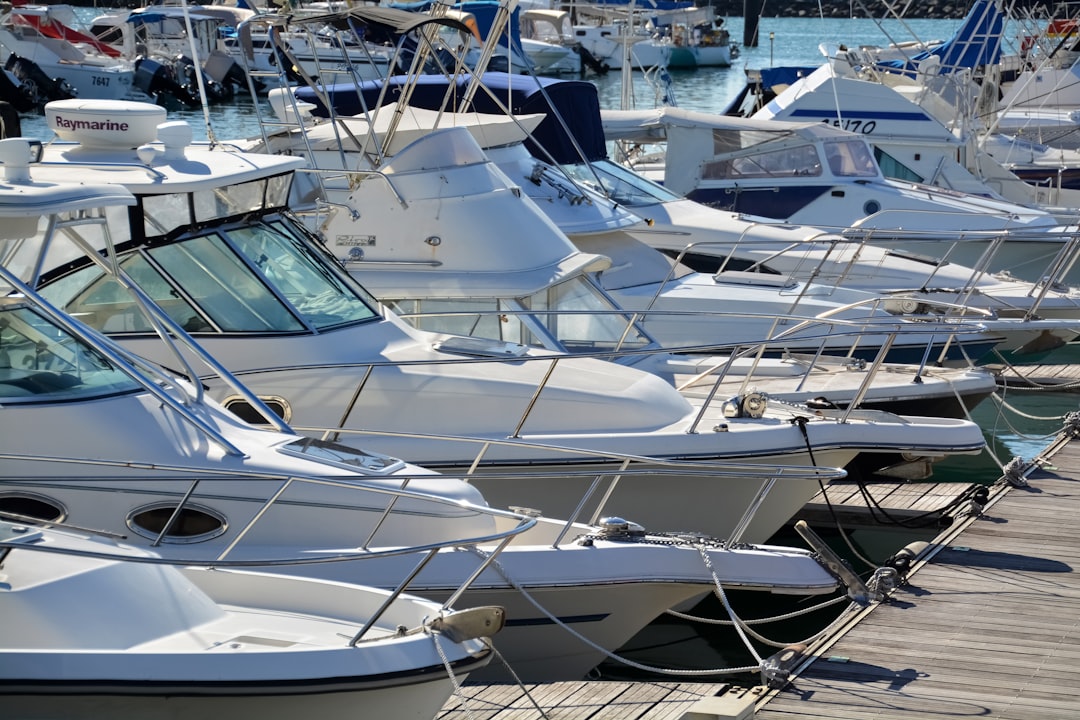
[743,0,767,46]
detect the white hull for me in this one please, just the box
[1,526,493,720]
[4,677,461,720]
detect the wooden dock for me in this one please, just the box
[994,361,1080,391]
[437,681,736,719]
[754,429,1080,720]
[792,480,978,528]
[435,431,1080,719]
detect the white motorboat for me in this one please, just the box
[286,72,1020,365]
[0,519,500,720]
[21,101,988,544]
[253,110,997,415]
[598,103,1080,285]
[434,70,1079,358]
[519,8,584,75]
[0,4,137,102]
[571,1,736,70]
[0,142,857,682]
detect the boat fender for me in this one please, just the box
[884,540,930,576]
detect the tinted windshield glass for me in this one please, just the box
[0,303,139,403]
[40,216,378,335]
[388,276,651,352]
[561,160,683,205]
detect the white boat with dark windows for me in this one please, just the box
[0,140,863,682]
[570,0,737,70]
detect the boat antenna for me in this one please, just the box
[180,0,218,145]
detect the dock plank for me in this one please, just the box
[438,681,728,719]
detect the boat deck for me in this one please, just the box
[754,427,1080,720]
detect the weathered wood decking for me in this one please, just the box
[754,430,1080,720]
[793,480,977,528]
[995,362,1080,391]
[436,681,734,719]
[435,429,1080,720]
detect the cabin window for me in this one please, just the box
[141,175,293,238]
[823,140,878,178]
[387,298,516,342]
[223,396,290,424]
[128,503,227,543]
[561,160,682,205]
[873,147,923,183]
[225,219,378,329]
[40,215,378,335]
[520,276,650,352]
[702,143,822,179]
[0,494,65,524]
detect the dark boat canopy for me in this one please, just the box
[285,5,471,36]
[293,72,608,164]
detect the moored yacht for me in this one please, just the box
[280,74,1008,367]
[239,100,997,417]
[16,102,987,545]
[0,142,860,682]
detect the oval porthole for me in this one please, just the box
[0,493,65,524]
[863,199,881,215]
[222,395,290,425]
[127,503,227,544]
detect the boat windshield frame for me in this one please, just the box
[387,273,656,354]
[38,209,382,337]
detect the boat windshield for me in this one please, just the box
[701,141,823,179]
[39,215,380,335]
[822,139,879,178]
[561,160,683,206]
[0,301,140,404]
[387,275,653,353]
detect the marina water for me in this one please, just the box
[17,10,1080,683]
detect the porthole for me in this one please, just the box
[222,395,290,425]
[0,493,65,524]
[127,503,227,544]
[863,199,881,215]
